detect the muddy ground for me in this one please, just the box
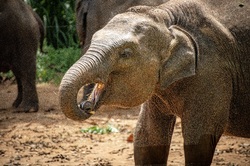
[0,82,249,166]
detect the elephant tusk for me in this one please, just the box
[91,83,106,107]
[79,83,106,114]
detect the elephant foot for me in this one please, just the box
[13,101,39,113]
[12,98,22,108]
[134,145,169,165]
[184,134,221,166]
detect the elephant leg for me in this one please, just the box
[21,63,38,112]
[180,70,233,165]
[12,53,39,112]
[12,75,23,108]
[184,134,222,166]
[134,95,176,165]
[182,97,229,165]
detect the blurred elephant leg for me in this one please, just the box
[12,73,23,108]
[134,95,176,165]
[12,51,39,112]
[21,59,38,112]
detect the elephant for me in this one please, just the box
[0,0,45,112]
[75,0,169,100]
[60,0,250,165]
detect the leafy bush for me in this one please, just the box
[25,0,78,48]
[37,46,81,84]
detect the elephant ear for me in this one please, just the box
[159,25,197,89]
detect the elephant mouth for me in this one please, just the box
[78,83,106,115]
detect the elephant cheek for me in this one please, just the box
[133,71,159,105]
[105,76,157,108]
[104,94,146,108]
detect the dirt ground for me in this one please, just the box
[0,82,249,166]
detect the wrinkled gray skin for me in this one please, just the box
[60,0,250,165]
[75,0,168,100]
[0,0,45,112]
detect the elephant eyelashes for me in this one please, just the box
[120,48,133,58]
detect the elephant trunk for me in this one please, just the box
[59,45,110,121]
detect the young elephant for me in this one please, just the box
[60,0,250,165]
[0,0,45,112]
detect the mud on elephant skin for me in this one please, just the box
[0,0,45,112]
[60,0,250,165]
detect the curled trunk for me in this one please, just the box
[59,46,109,121]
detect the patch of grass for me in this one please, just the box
[37,46,81,84]
[81,125,119,134]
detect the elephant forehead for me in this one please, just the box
[108,12,153,28]
[92,29,134,43]
[113,12,149,20]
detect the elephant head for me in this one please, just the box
[59,11,196,121]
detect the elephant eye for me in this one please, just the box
[120,48,133,58]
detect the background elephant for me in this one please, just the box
[60,0,250,165]
[0,0,45,112]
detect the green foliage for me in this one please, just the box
[0,71,14,83]
[26,0,78,48]
[37,46,81,84]
[81,125,120,134]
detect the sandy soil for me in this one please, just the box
[0,82,249,166]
